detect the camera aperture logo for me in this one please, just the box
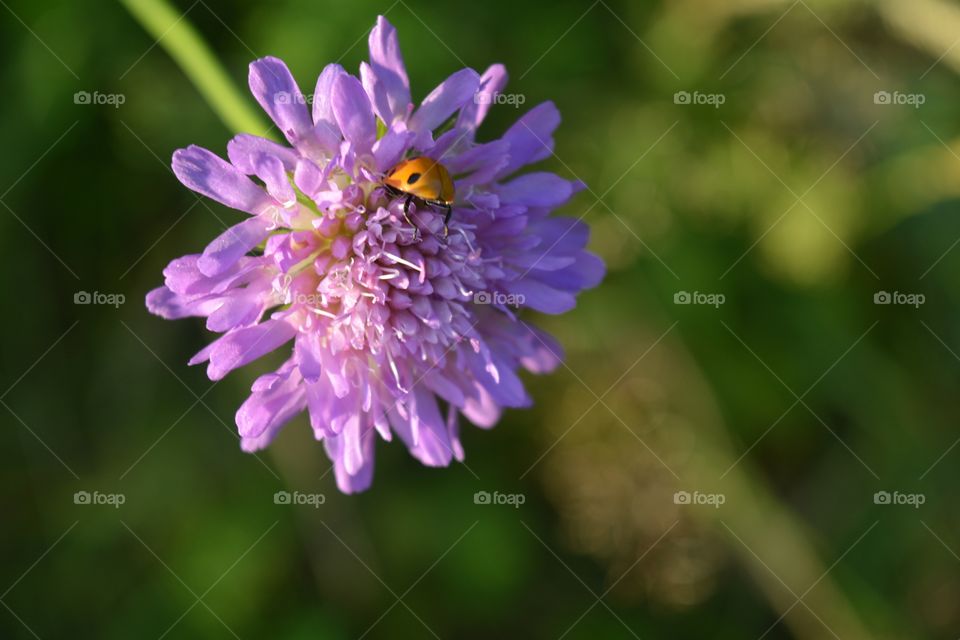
[873,90,925,109]
[74,490,126,509]
[673,490,726,508]
[274,490,326,508]
[75,291,125,308]
[873,290,924,308]
[674,290,725,308]
[474,291,525,308]
[674,90,725,108]
[473,490,525,508]
[74,91,126,108]
[873,490,924,508]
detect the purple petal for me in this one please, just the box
[495,172,578,208]
[426,127,469,161]
[197,318,297,380]
[529,217,589,253]
[295,332,323,382]
[248,57,314,147]
[253,153,296,207]
[423,369,466,407]
[311,63,346,153]
[445,139,510,187]
[227,134,298,173]
[409,388,454,466]
[332,73,376,154]
[518,326,563,374]
[324,419,376,494]
[206,279,271,332]
[462,383,501,428]
[457,63,508,131]
[145,286,219,319]
[236,363,305,442]
[293,158,323,198]
[364,16,411,124]
[162,254,265,298]
[471,350,531,408]
[445,139,509,174]
[496,101,560,178]
[445,405,465,461]
[389,388,454,467]
[577,252,606,289]
[160,255,204,294]
[502,278,576,314]
[532,253,606,292]
[172,146,273,214]
[341,415,365,474]
[198,216,273,277]
[373,125,415,172]
[507,252,575,271]
[312,63,345,131]
[408,68,481,147]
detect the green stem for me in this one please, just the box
[119,0,272,136]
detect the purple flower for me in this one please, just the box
[147,16,604,493]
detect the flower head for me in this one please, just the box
[147,16,604,492]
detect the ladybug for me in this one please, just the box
[382,156,455,239]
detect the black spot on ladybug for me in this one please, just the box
[407,172,422,185]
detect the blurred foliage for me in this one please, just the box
[3,0,960,638]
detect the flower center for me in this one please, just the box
[268,185,487,358]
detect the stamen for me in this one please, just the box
[382,251,423,274]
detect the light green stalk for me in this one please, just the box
[119,0,272,136]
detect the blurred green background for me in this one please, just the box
[3,0,960,637]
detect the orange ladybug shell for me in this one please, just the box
[383,157,455,206]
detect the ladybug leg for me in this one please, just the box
[442,205,452,238]
[402,194,420,241]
